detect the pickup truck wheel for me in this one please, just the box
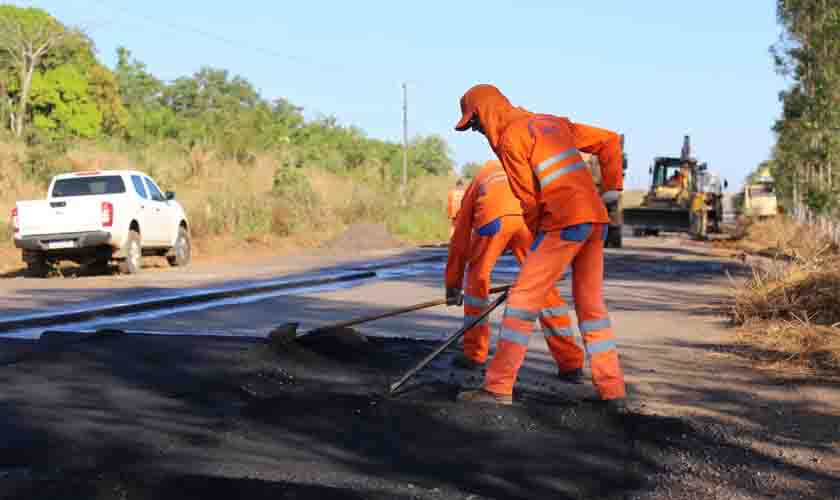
[606,227,623,248]
[119,230,142,274]
[85,259,111,276]
[26,257,49,278]
[167,227,191,267]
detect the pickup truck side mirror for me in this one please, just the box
[165,191,175,200]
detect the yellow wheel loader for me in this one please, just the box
[623,135,727,239]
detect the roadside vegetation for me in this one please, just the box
[0,6,455,271]
[730,216,840,372]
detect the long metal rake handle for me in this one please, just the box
[305,284,510,335]
[388,290,508,394]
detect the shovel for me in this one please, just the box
[388,289,509,394]
[269,284,511,345]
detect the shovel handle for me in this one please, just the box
[306,284,510,334]
[388,290,508,394]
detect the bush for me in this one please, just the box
[271,166,323,236]
[22,142,73,184]
[388,206,449,243]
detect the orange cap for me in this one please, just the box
[454,84,507,131]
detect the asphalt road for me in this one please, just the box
[1,236,838,500]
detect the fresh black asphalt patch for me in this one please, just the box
[1,330,833,500]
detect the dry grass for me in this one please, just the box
[730,216,840,371]
[735,320,840,372]
[0,139,453,272]
[0,141,43,245]
[725,215,838,260]
[732,257,840,326]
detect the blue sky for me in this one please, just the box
[17,1,786,190]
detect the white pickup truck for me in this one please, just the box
[11,170,191,277]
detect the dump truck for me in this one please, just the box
[585,134,628,248]
[740,165,779,219]
[623,135,726,239]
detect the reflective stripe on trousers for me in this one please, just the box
[461,216,531,363]
[485,224,625,399]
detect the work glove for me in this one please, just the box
[601,190,620,206]
[446,287,463,306]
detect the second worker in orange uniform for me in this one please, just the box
[445,159,584,380]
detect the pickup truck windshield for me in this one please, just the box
[52,176,126,197]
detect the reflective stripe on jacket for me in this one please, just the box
[496,114,624,232]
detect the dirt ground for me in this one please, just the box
[1,235,838,499]
[323,223,406,252]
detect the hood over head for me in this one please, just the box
[455,84,530,150]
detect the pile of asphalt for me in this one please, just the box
[323,223,405,252]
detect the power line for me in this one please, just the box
[77,0,352,74]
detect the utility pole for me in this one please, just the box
[401,82,408,207]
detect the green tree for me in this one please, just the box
[407,135,454,177]
[29,64,102,138]
[771,0,840,214]
[114,47,162,106]
[0,6,75,137]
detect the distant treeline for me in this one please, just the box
[0,5,454,179]
[765,0,840,215]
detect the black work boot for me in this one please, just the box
[452,353,485,371]
[556,368,584,384]
[457,389,513,406]
[603,397,628,416]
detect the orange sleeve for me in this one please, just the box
[498,137,540,234]
[447,191,456,218]
[571,122,624,193]
[445,181,477,288]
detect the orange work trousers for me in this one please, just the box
[462,215,583,369]
[484,223,626,400]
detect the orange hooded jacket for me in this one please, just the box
[455,85,623,234]
[445,160,523,289]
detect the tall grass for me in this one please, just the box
[0,141,43,245]
[730,216,840,371]
[0,139,454,254]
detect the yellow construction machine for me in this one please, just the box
[623,135,727,239]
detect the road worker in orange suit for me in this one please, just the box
[447,178,466,238]
[453,84,627,414]
[444,160,585,380]
[666,170,685,188]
